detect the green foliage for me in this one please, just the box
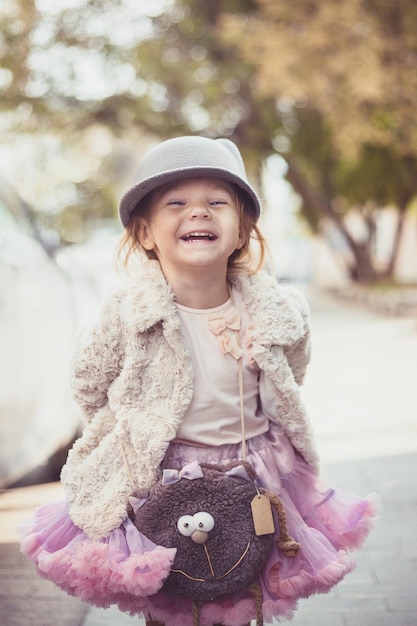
[1,0,416,281]
[339,146,417,210]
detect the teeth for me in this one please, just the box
[182,232,215,240]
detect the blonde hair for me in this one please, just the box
[116,185,267,275]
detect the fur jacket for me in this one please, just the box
[61,258,319,539]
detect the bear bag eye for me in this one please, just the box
[177,512,215,536]
[177,515,195,536]
[192,512,215,532]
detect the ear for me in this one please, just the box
[235,227,245,251]
[138,219,155,251]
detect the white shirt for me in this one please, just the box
[175,289,273,446]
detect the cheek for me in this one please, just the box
[228,213,243,246]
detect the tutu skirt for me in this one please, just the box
[19,424,376,625]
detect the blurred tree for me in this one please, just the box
[221,0,417,281]
[222,0,417,159]
[1,0,416,280]
[0,0,166,239]
[281,106,417,281]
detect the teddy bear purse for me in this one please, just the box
[133,458,300,625]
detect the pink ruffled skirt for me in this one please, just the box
[19,424,376,625]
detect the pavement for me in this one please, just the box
[1,289,417,626]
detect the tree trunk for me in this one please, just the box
[285,159,377,283]
[348,242,377,283]
[380,208,406,279]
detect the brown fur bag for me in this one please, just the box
[133,460,300,626]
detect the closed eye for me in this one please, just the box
[209,199,229,206]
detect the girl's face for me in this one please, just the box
[138,178,244,280]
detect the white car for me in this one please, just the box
[0,177,81,488]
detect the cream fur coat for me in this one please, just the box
[61,258,319,539]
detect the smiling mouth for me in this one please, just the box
[171,541,251,582]
[181,231,217,242]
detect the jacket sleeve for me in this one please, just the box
[283,287,311,385]
[70,291,124,422]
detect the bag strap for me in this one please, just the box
[237,356,247,461]
[119,435,136,492]
[229,287,247,462]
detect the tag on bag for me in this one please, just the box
[251,493,275,536]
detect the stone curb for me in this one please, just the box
[326,285,417,318]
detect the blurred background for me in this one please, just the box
[0,0,416,488]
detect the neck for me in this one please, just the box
[164,269,230,309]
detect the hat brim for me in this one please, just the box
[119,166,261,227]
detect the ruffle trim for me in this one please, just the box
[112,548,354,626]
[267,549,355,598]
[19,502,175,606]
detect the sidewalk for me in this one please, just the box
[1,451,416,626]
[2,291,416,625]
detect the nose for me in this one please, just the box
[190,204,210,220]
[191,530,209,544]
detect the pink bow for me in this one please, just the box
[129,495,148,514]
[208,307,242,361]
[218,334,243,360]
[207,307,241,335]
[225,465,251,481]
[162,460,204,486]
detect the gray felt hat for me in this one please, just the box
[118,136,261,227]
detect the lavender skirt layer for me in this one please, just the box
[19,424,376,625]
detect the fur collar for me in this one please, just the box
[119,258,306,348]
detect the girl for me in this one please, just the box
[20,136,376,626]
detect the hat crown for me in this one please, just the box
[134,136,247,183]
[119,135,261,226]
